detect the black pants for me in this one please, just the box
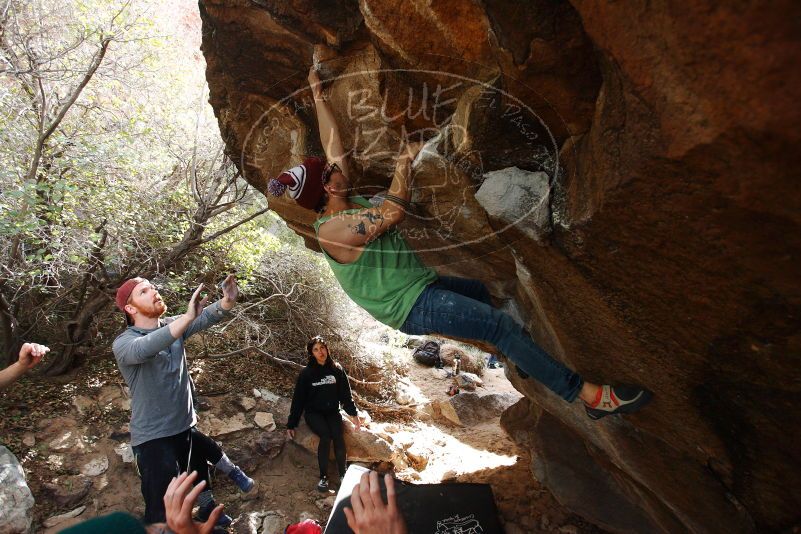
[305,411,346,478]
[132,427,223,523]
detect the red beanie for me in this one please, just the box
[268,157,326,210]
[115,277,145,313]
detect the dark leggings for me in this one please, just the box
[304,411,346,478]
[132,427,223,523]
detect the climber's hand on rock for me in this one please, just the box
[399,140,424,162]
[308,67,323,100]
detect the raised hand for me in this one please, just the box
[220,274,238,309]
[186,284,207,321]
[308,66,324,100]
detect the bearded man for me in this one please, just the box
[112,275,253,526]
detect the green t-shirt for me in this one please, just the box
[314,196,437,328]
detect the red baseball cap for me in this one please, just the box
[115,277,145,313]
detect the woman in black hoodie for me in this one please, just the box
[286,335,361,491]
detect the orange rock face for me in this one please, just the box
[201,0,801,531]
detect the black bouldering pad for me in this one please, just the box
[324,465,503,534]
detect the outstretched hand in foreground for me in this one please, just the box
[0,342,50,391]
[18,342,49,370]
[163,471,223,534]
[344,471,407,534]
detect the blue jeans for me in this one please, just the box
[400,277,583,401]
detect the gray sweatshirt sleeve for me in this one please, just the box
[113,326,176,366]
[183,300,232,339]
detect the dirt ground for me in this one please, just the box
[0,319,604,533]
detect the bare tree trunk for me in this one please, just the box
[40,221,110,375]
[41,290,110,376]
[161,221,206,269]
[9,36,111,267]
[24,38,111,184]
[0,283,19,368]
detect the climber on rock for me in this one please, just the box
[268,65,652,420]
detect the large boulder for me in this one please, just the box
[201,1,801,531]
[292,417,408,470]
[431,392,519,427]
[0,446,35,534]
[502,399,664,533]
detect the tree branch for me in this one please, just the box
[250,346,380,385]
[40,36,111,143]
[26,36,112,183]
[199,207,269,244]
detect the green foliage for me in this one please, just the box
[0,0,337,371]
[1,0,224,284]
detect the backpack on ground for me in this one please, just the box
[412,340,442,368]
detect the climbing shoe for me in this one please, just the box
[317,476,329,492]
[196,500,232,527]
[585,384,653,420]
[228,466,254,493]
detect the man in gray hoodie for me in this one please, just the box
[112,274,253,526]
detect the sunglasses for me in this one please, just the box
[322,162,341,184]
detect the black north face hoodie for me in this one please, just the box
[287,360,358,429]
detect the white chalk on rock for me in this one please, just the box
[475,167,551,241]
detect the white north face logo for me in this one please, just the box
[312,375,336,387]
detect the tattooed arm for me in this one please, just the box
[317,206,390,258]
[371,139,425,226]
[383,143,418,212]
[317,141,424,263]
